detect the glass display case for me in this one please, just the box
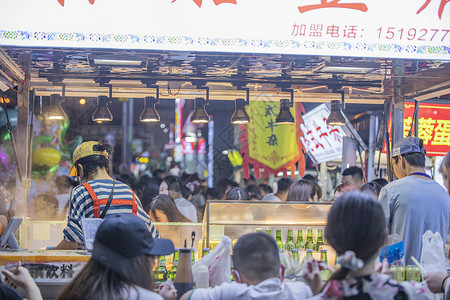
[201,200,335,265]
[18,219,67,250]
[17,219,204,254]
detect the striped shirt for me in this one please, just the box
[63,179,159,245]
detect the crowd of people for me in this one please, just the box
[1,136,450,300]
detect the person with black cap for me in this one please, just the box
[57,214,176,300]
[378,136,450,265]
[53,141,159,250]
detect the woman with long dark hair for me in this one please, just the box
[151,194,191,223]
[57,214,176,300]
[141,177,163,213]
[286,180,319,202]
[53,141,158,250]
[305,191,430,299]
[160,176,198,222]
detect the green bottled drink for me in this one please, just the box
[275,229,284,249]
[168,249,179,280]
[230,259,234,281]
[202,248,210,258]
[295,229,305,250]
[230,254,235,281]
[305,229,315,250]
[306,249,313,261]
[154,256,168,282]
[316,229,324,251]
[266,228,272,236]
[301,249,314,269]
[256,228,262,233]
[320,249,331,282]
[191,248,196,265]
[292,249,299,261]
[285,229,295,252]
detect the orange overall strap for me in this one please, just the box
[82,183,101,218]
[96,197,138,215]
[131,190,138,215]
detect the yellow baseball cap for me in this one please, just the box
[69,141,109,177]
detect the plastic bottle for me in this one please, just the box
[201,248,210,259]
[154,256,168,282]
[194,264,209,288]
[191,248,196,265]
[168,249,179,280]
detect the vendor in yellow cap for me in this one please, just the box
[53,141,159,250]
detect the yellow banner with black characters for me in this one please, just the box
[239,101,306,179]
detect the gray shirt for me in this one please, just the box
[261,193,281,202]
[378,176,450,265]
[191,278,312,300]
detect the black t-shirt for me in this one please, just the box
[0,283,22,300]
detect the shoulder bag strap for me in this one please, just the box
[100,180,116,219]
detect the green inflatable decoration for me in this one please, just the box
[32,147,61,168]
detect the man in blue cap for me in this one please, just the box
[379,136,450,265]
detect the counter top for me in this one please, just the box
[0,250,91,264]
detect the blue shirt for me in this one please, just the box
[63,179,159,244]
[378,176,450,265]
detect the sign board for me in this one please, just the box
[0,0,449,60]
[300,104,346,164]
[403,102,450,156]
[6,262,85,283]
[198,138,207,155]
[182,138,195,155]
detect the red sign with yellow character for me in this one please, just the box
[403,101,450,156]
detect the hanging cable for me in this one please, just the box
[407,99,419,137]
[384,99,393,182]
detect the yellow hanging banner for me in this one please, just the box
[239,101,306,179]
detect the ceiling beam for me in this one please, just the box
[33,88,386,104]
[0,49,25,83]
[406,81,450,101]
[37,70,383,88]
